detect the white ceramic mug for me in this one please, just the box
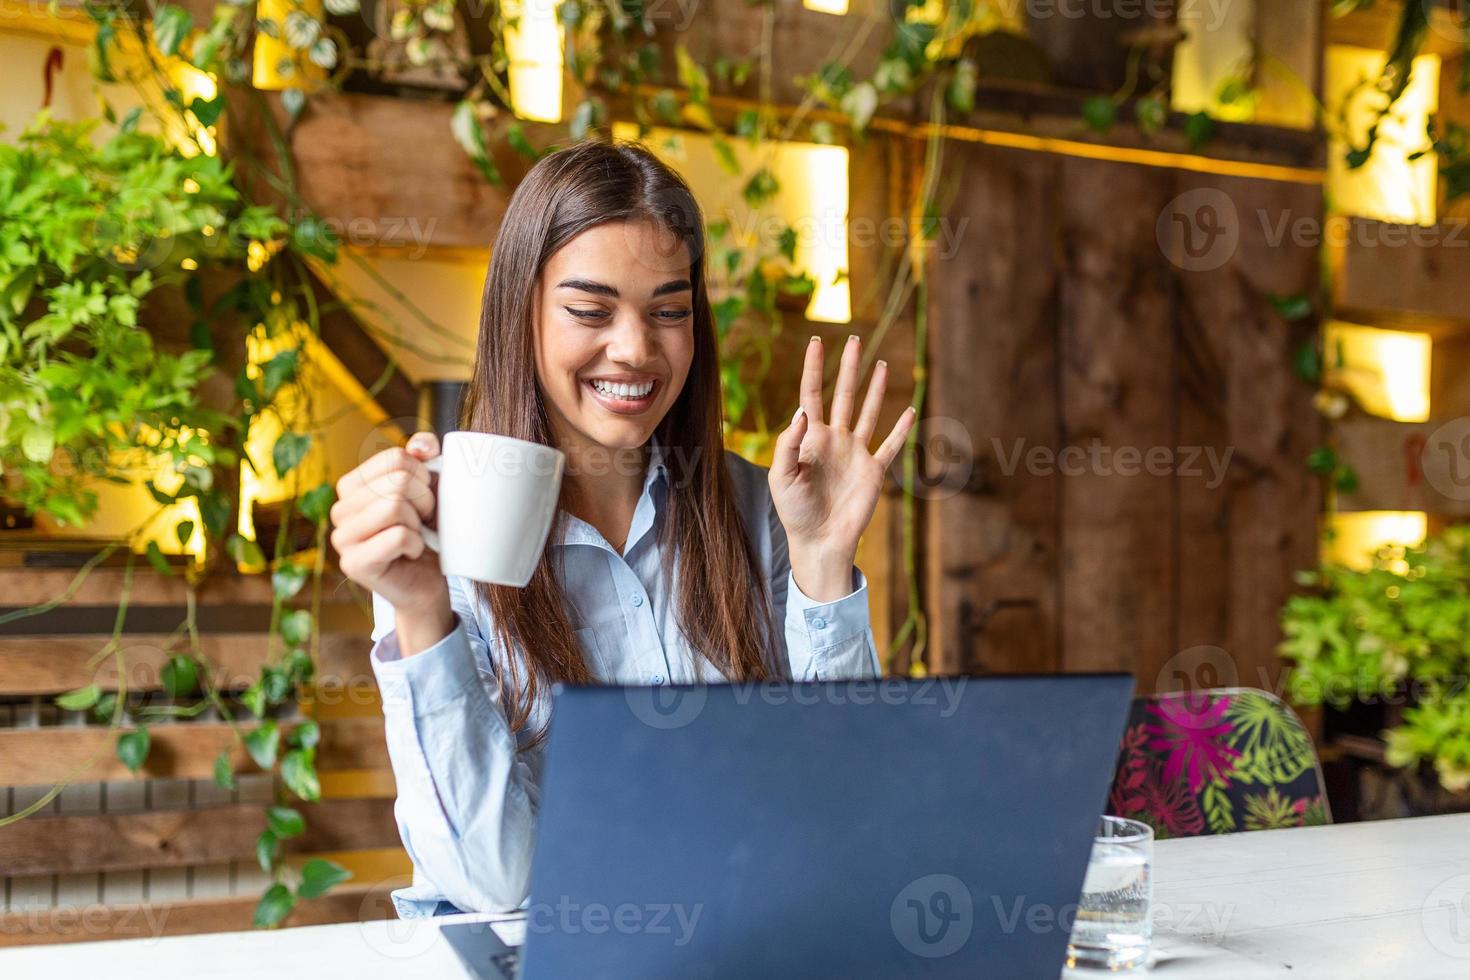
[420,430,565,586]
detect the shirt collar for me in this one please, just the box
[553,439,669,551]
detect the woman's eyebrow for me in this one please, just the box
[554,278,692,298]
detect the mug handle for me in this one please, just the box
[420,456,443,553]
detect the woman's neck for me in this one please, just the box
[558,440,648,553]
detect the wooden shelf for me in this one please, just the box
[1331,217,1470,336]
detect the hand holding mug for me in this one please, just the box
[331,432,453,649]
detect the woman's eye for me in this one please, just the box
[655,308,691,321]
[564,307,609,321]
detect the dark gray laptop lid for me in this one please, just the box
[516,674,1133,980]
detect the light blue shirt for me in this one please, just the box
[368,445,880,918]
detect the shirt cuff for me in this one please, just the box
[785,568,870,652]
[370,613,483,714]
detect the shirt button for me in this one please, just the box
[652,674,665,685]
[811,616,827,630]
[631,594,644,608]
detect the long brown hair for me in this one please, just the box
[460,139,772,741]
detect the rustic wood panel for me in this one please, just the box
[1171,172,1324,695]
[1058,157,1178,676]
[0,718,386,786]
[1332,218,1470,334]
[1254,1,1323,129]
[0,884,392,948]
[0,633,371,697]
[923,148,1321,690]
[0,798,396,877]
[925,142,1062,677]
[0,565,366,609]
[1337,415,1470,516]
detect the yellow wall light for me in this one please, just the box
[615,123,852,325]
[252,0,328,93]
[1325,511,1427,572]
[1327,46,1440,226]
[1325,322,1432,423]
[503,0,564,123]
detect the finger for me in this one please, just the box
[330,492,425,552]
[339,524,426,583]
[772,406,810,481]
[335,443,433,504]
[799,335,825,425]
[828,335,862,430]
[853,359,889,445]
[405,431,439,458]
[333,466,432,522]
[874,407,917,470]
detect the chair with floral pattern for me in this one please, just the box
[1107,688,1330,838]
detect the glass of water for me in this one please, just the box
[1066,815,1153,972]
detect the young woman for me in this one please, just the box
[329,139,914,918]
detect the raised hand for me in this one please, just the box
[768,335,915,602]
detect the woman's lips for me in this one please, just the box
[584,378,659,416]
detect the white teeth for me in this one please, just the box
[590,379,654,399]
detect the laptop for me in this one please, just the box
[442,674,1134,980]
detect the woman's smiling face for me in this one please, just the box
[533,218,695,454]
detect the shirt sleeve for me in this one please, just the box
[368,579,539,917]
[766,496,882,681]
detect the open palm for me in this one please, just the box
[769,335,915,573]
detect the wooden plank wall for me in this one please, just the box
[926,143,1323,694]
[0,566,405,945]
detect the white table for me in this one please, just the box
[4,814,1469,978]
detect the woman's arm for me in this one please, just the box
[368,577,539,917]
[767,333,914,676]
[765,496,881,680]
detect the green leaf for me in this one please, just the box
[242,682,267,719]
[227,533,267,568]
[1306,446,1338,476]
[300,483,335,523]
[117,727,151,774]
[93,692,118,723]
[711,138,741,176]
[1294,342,1322,384]
[254,883,296,928]
[145,540,174,577]
[267,805,305,839]
[839,81,878,134]
[262,349,299,398]
[280,608,313,646]
[1184,111,1217,150]
[57,684,102,712]
[272,432,311,478]
[297,858,352,899]
[273,561,309,600]
[214,749,236,790]
[1135,95,1168,136]
[152,5,193,57]
[282,747,321,800]
[451,99,502,185]
[188,94,225,127]
[947,57,977,114]
[1269,294,1314,323]
[292,217,338,263]
[256,829,279,873]
[244,721,280,768]
[1082,97,1117,134]
[162,655,199,697]
[281,87,306,121]
[741,168,779,208]
[175,520,196,549]
[200,491,232,540]
[1335,465,1360,494]
[287,719,320,750]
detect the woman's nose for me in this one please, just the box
[604,315,658,366]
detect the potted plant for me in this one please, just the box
[1280,525,1470,811]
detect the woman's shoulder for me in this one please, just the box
[721,447,772,506]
